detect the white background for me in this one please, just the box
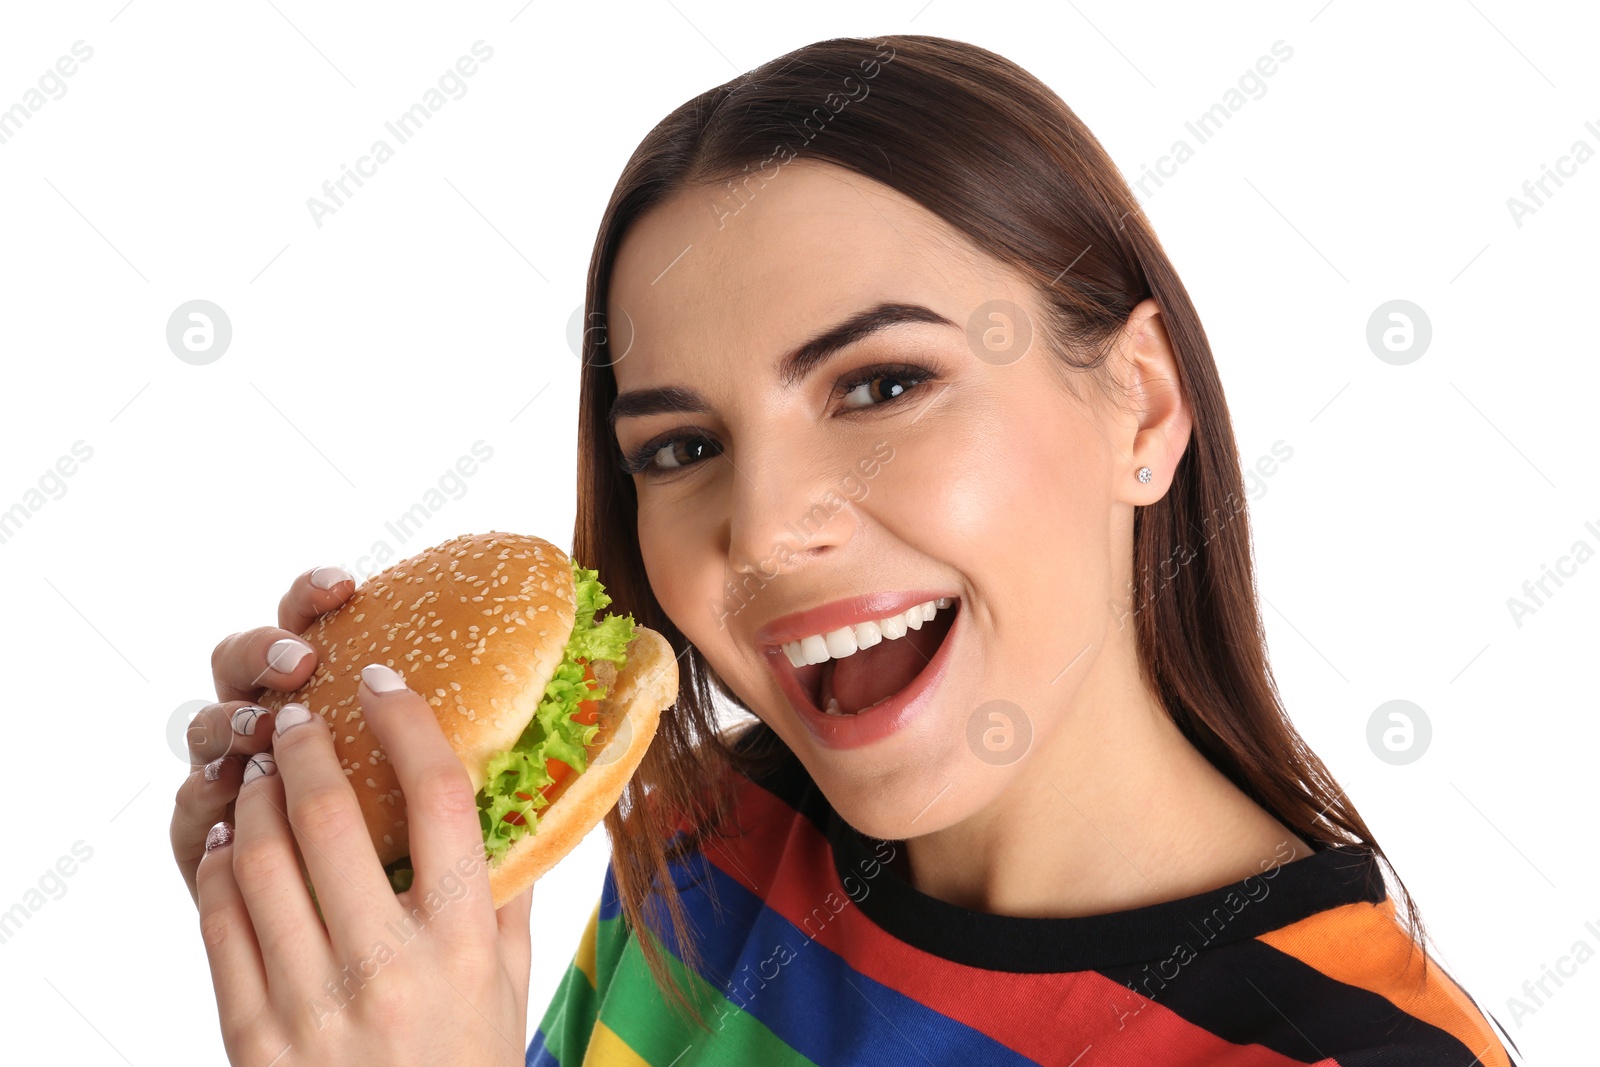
[0,0,1594,1063]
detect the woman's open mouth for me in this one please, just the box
[762,595,961,749]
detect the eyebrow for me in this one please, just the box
[607,301,956,427]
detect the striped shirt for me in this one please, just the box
[527,743,1518,1066]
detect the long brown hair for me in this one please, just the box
[574,33,1427,1025]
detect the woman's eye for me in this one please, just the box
[624,435,721,476]
[838,366,931,410]
[620,363,936,477]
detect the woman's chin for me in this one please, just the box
[808,754,982,843]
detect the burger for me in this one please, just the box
[256,531,676,907]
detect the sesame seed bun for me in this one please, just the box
[256,530,675,906]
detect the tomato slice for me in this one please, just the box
[546,757,572,785]
[511,662,608,808]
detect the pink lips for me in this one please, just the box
[761,598,961,750]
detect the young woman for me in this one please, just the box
[172,35,1516,1066]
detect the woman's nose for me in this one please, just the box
[719,444,861,616]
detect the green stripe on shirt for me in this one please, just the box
[536,907,818,1066]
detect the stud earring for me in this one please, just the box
[1137,467,1153,484]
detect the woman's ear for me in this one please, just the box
[1113,297,1191,503]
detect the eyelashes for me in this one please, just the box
[617,361,939,477]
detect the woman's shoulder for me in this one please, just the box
[1240,892,1519,1065]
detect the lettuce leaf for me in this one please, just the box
[472,558,636,867]
[385,860,414,894]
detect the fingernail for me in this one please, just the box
[205,821,233,852]
[204,756,228,782]
[242,752,278,785]
[275,702,313,735]
[267,638,315,674]
[311,565,355,590]
[231,705,270,736]
[361,663,407,693]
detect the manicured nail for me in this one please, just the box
[310,565,355,590]
[205,821,233,852]
[242,752,278,785]
[203,756,228,783]
[275,702,313,736]
[361,663,407,693]
[231,705,270,736]
[267,638,315,674]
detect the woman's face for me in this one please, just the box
[607,160,1170,841]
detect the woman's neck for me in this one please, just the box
[897,639,1314,919]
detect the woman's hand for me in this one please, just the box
[171,565,358,906]
[195,662,535,1066]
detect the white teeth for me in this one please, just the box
[794,634,828,668]
[823,627,858,659]
[853,619,883,649]
[778,598,956,670]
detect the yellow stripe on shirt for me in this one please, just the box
[580,1018,653,1067]
[574,900,601,989]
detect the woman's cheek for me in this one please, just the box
[874,417,1022,557]
[637,497,702,625]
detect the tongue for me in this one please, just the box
[827,614,951,713]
